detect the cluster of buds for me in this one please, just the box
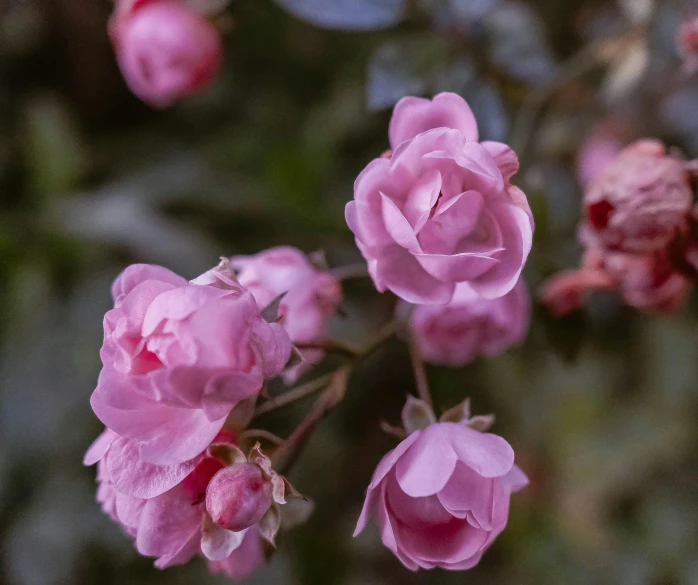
[86,93,533,578]
[542,139,698,315]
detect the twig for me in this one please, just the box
[294,340,361,358]
[253,374,333,417]
[407,332,432,410]
[273,367,350,475]
[240,429,284,446]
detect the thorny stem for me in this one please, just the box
[253,374,334,417]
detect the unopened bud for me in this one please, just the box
[206,463,273,532]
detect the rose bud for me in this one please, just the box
[111,0,223,108]
[206,463,274,532]
[583,140,693,254]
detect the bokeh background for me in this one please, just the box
[2,0,698,584]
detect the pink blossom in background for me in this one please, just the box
[346,92,534,305]
[90,263,291,466]
[540,244,691,315]
[354,422,528,571]
[678,17,698,74]
[576,124,626,188]
[583,140,693,254]
[85,428,266,575]
[604,248,692,313]
[111,0,222,108]
[405,280,530,367]
[231,247,342,381]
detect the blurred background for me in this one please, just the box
[1,0,698,584]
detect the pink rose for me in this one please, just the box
[584,140,693,254]
[406,280,530,367]
[230,247,342,381]
[84,429,276,575]
[354,422,528,571]
[111,0,222,108]
[90,264,291,466]
[346,92,534,304]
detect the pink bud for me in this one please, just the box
[112,0,222,108]
[206,464,273,532]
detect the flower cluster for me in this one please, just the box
[542,140,698,314]
[85,252,337,576]
[86,95,531,578]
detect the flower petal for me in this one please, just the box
[470,203,533,299]
[83,428,117,466]
[106,435,198,499]
[375,245,455,304]
[389,93,479,149]
[395,424,459,497]
[201,516,246,561]
[136,485,202,559]
[445,423,515,478]
[381,193,422,253]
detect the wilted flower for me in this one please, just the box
[111,0,222,107]
[541,245,692,314]
[404,280,530,367]
[354,398,527,571]
[583,140,693,254]
[90,263,291,466]
[346,92,534,304]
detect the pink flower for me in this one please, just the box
[540,245,691,315]
[346,92,534,304]
[678,17,698,74]
[90,264,291,466]
[354,422,528,571]
[605,248,691,313]
[584,140,693,254]
[230,247,342,381]
[85,429,275,576]
[406,280,530,367]
[111,0,222,108]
